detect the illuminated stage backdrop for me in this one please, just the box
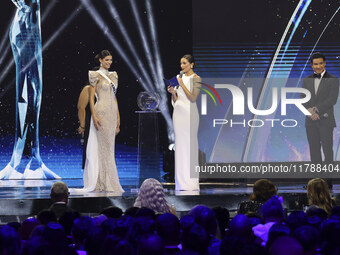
[193,0,340,163]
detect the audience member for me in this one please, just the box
[37,209,57,225]
[253,196,285,246]
[49,181,73,220]
[212,206,230,237]
[0,225,21,255]
[71,216,96,252]
[19,217,40,241]
[157,213,181,254]
[125,206,140,217]
[269,236,303,255]
[181,223,210,255]
[266,223,290,250]
[134,178,174,214]
[101,206,123,219]
[286,210,308,233]
[189,205,221,254]
[58,211,81,236]
[137,234,165,255]
[306,178,337,216]
[293,225,320,255]
[227,214,253,241]
[238,179,277,215]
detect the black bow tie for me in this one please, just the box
[314,73,322,79]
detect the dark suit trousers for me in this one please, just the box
[306,122,334,163]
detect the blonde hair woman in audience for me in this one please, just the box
[134,178,176,215]
[307,178,336,215]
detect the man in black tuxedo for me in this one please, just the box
[302,52,339,167]
[49,181,73,219]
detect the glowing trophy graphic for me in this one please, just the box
[0,0,60,179]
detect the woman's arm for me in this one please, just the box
[90,84,101,130]
[115,98,120,135]
[178,74,202,102]
[77,86,90,136]
[168,86,178,103]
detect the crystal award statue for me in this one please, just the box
[0,0,60,179]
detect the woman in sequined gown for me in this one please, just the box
[79,50,123,193]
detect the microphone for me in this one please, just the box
[176,71,184,89]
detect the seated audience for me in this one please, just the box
[306,178,337,216]
[49,181,73,220]
[212,206,230,237]
[181,223,210,255]
[100,206,123,219]
[0,225,21,255]
[189,205,221,254]
[227,214,253,242]
[137,234,165,255]
[19,217,40,247]
[134,178,174,214]
[286,211,308,233]
[37,209,57,225]
[3,178,340,254]
[253,196,285,246]
[157,213,181,255]
[238,179,278,215]
[71,216,96,252]
[269,236,303,255]
[293,225,320,255]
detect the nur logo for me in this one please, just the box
[198,82,222,115]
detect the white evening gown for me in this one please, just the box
[172,74,200,191]
[72,68,124,194]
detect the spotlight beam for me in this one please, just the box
[22,5,83,72]
[80,0,153,91]
[0,45,11,69]
[104,0,154,89]
[128,0,156,85]
[145,0,174,141]
[145,0,164,87]
[0,11,15,67]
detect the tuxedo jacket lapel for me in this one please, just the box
[315,71,329,100]
[308,76,317,102]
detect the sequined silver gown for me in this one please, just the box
[81,68,123,193]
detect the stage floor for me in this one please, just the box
[0,179,339,199]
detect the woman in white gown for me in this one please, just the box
[76,50,124,193]
[167,55,201,191]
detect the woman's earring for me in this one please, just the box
[100,62,102,67]
[191,65,193,68]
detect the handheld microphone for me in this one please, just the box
[176,71,184,89]
[179,71,184,78]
